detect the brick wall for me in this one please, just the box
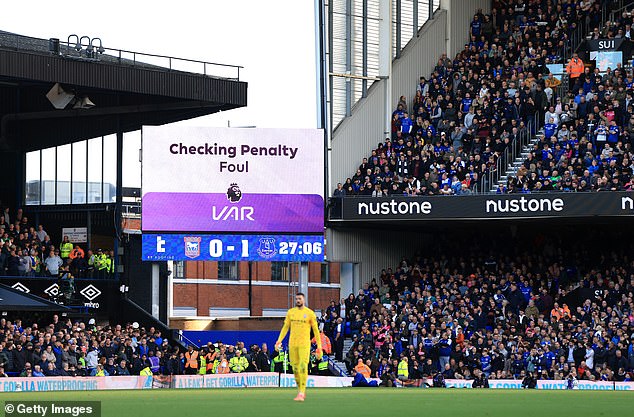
[173,261,341,317]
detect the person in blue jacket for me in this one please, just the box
[351,368,378,387]
[480,349,492,376]
[400,113,413,135]
[607,120,620,144]
[543,117,558,140]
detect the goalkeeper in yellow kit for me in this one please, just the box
[275,293,322,402]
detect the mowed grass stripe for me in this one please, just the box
[1,388,630,417]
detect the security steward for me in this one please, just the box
[184,345,199,375]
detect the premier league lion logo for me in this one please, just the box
[226,183,242,203]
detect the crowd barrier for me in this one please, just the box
[1,374,633,392]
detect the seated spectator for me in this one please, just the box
[325,229,633,383]
[337,3,634,197]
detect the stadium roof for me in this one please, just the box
[0,283,70,311]
[0,30,247,151]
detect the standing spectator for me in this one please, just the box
[44,250,63,277]
[59,236,73,266]
[95,249,110,278]
[437,332,452,370]
[69,245,86,277]
[17,249,30,276]
[86,250,96,278]
[165,351,181,375]
[331,183,346,218]
[107,250,115,277]
[333,317,344,361]
[86,347,99,375]
[0,346,9,373]
[255,343,271,372]
[565,53,585,91]
[28,249,40,276]
[545,73,562,100]
[470,14,482,38]
[7,248,20,276]
[36,224,48,242]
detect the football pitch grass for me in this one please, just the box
[1,388,630,417]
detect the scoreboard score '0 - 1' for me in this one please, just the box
[142,234,324,262]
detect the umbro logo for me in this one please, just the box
[80,285,102,301]
[11,282,30,293]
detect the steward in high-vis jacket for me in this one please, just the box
[184,346,198,374]
[229,350,248,373]
[397,357,409,380]
[60,236,73,264]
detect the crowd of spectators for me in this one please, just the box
[0,316,174,377]
[503,4,634,193]
[0,206,114,279]
[334,0,631,197]
[319,231,634,384]
[0,316,326,377]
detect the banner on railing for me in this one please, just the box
[173,373,279,389]
[410,379,634,390]
[279,374,355,388]
[0,376,152,392]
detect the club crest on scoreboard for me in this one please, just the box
[184,236,202,258]
[256,237,277,259]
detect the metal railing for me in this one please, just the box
[565,21,587,64]
[0,32,243,81]
[555,84,568,103]
[484,112,539,193]
[177,330,200,349]
[122,201,142,218]
[608,0,634,25]
[499,3,614,192]
[563,0,632,64]
[328,357,349,377]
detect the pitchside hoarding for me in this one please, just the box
[1,375,633,392]
[340,192,634,221]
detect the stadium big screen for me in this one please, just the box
[140,126,325,262]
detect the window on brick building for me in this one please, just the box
[173,261,185,278]
[271,262,289,281]
[218,261,239,280]
[321,263,329,284]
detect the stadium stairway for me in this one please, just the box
[328,338,354,377]
[490,128,543,193]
